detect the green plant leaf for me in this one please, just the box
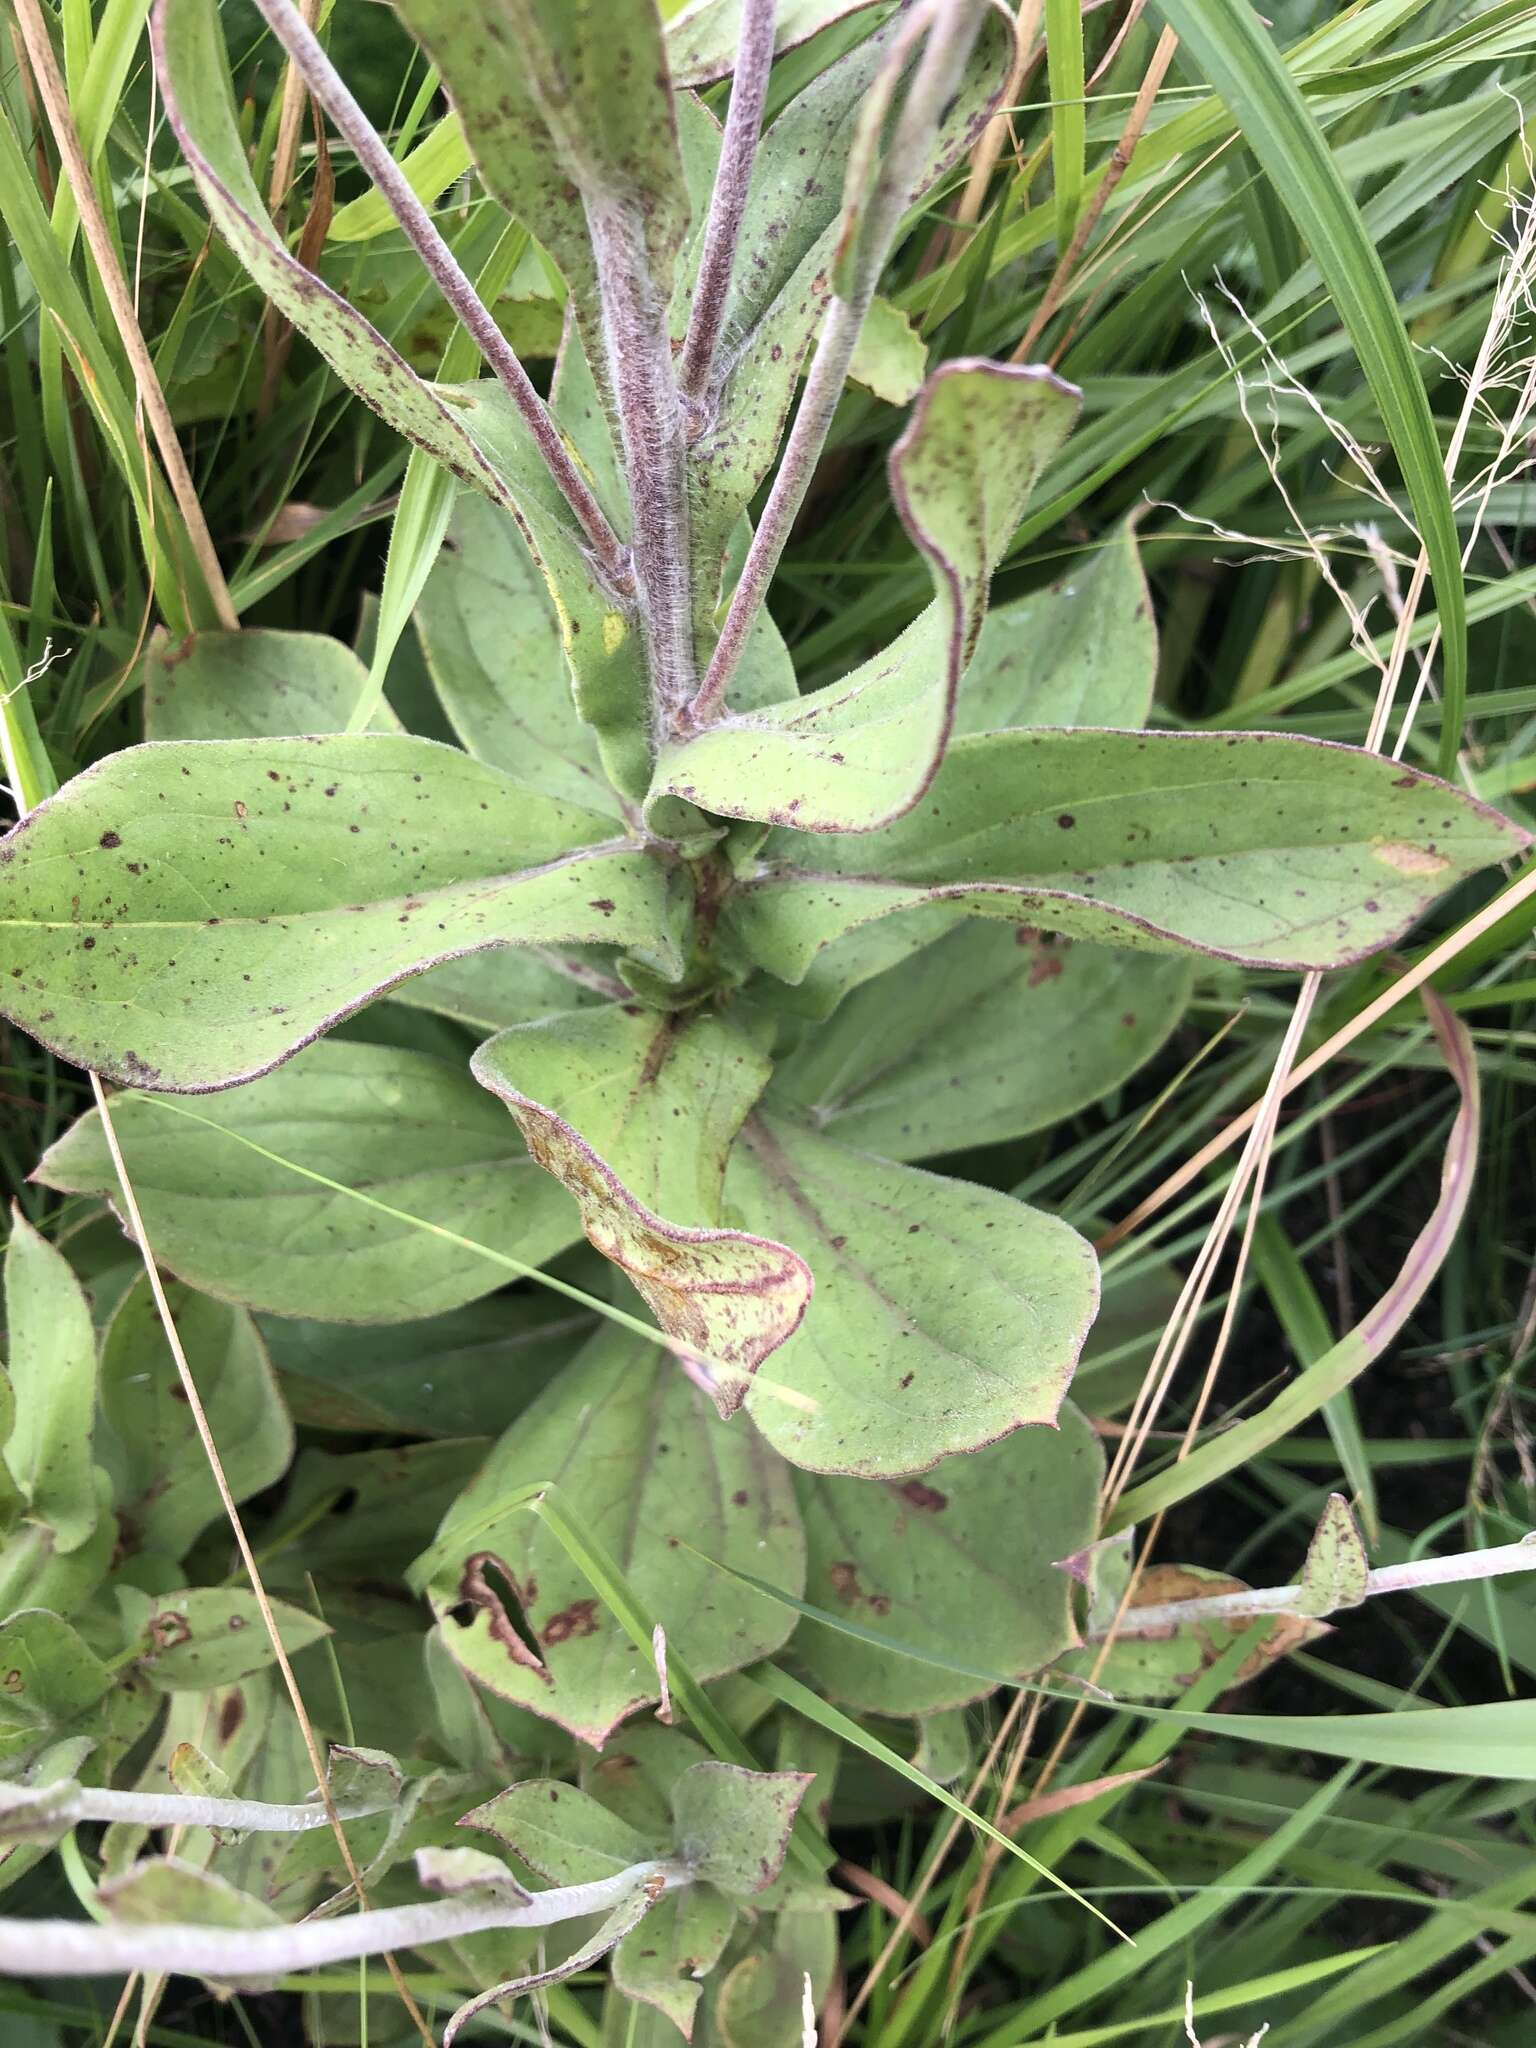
[468,1778,658,1883]
[1154,0,1467,774]
[327,111,472,243]
[1298,1493,1370,1617]
[0,734,672,1090]
[2,1213,98,1554]
[444,1872,665,2045]
[152,0,543,528]
[670,1762,812,1896]
[613,1883,738,2037]
[666,0,881,86]
[794,1402,1102,1715]
[414,492,621,815]
[472,1007,811,1412]
[652,362,1079,832]
[710,1905,840,2048]
[725,1112,1099,1476]
[424,1324,805,1747]
[398,0,690,311]
[36,1041,583,1323]
[725,730,1529,987]
[0,1612,112,1762]
[261,1294,592,1438]
[687,6,1012,596]
[955,520,1157,734]
[141,629,396,741]
[391,945,614,1035]
[768,925,1191,1160]
[137,1590,331,1692]
[99,1277,293,1561]
[846,294,928,404]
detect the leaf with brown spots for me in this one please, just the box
[652,362,1079,833]
[794,1404,1103,1714]
[0,734,674,1091]
[425,1325,804,1746]
[472,1006,810,1412]
[726,728,1530,997]
[724,1111,1098,1477]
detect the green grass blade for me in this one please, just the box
[1154,0,1467,774]
[1045,0,1086,258]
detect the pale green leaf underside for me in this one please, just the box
[0,735,670,1090]
[770,924,1191,1159]
[468,1777,656,1885]
[37,1042,582,1324]
[2,1215,98,1554]
[795,1403,1103,1715]
[666,0,881,86]
[652,363,1080,834]
[727,1113,1099,1477]
[472,1008,811,1412]
[956,519,1157,735]
[142,628,399,742]
[426,1326,805,1746]
[669,1763,811,1896]
[726,729,1529,982]
[613,1884,737,2035]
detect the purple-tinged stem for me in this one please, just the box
[678,0,779,407]
[246,0,628,585]
[590,201,698,715]
[684,0,982,731]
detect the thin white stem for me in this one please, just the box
[0,1863,686,1981]
[1100,1535,1536,1636]
[244,0,628,583]
[0,1781,394,1837]
[686,0,984,728]
[679,0,778,404]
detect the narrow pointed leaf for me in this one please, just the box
[725,730,1529,986]
[2,1215,98,1554]
[1298,1494,1370,1617]
[795,1404,1102,1714]
[670,1763,812,1896]
[472,1008,811,1412]
[955,520,1158,735]
[770,925,1190,1160]
[36,1042,583,1323]
[653,363,1079,832]
[0,735,672,1090]
[726,1113,1099,1476]
[426,1326,805,1746]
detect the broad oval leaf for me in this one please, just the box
[141,628,398,742]
[36,1041,583,1323]
[100,1277,293,1561]
[0,734,671,1090]
[138,1590,331,1692]
[2,1215,98,1554]
[652,362,1080,833]
[725,1112,1099,1476]
[724,730,1530,983]
[472,1008,811,1415]
[794,1404,1103,1714]
[955,518,1157,735]
[770,924,1191,1160]
[425,1324,806,1747]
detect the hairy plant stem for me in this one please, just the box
[244,0,628,586]
[591,204,698,716]
[685,0,986,729]
[1102,1535,1536,1636]
[0,1780,395,1836]
[0,1861,686,1980]
[678,0,778,405]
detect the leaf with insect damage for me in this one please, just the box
[652,363,1079,833]
[141,628,399,742]
[424,1324,804,1747]
[36,1041,585,1323]
[99,1278,293,1563]
[723,729,1530,996]
[137,1590,331,1693]
[723,1112,1098,1477]
[684,5,1014,601]
[0,735,675,1090]
[769,923,1191,1160]
[472,1007,811,1413]
[2,1214,98,1555]
[955,518,1158,734]
[793,1404,1102,1715]
[1297,1493,1370,1617]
